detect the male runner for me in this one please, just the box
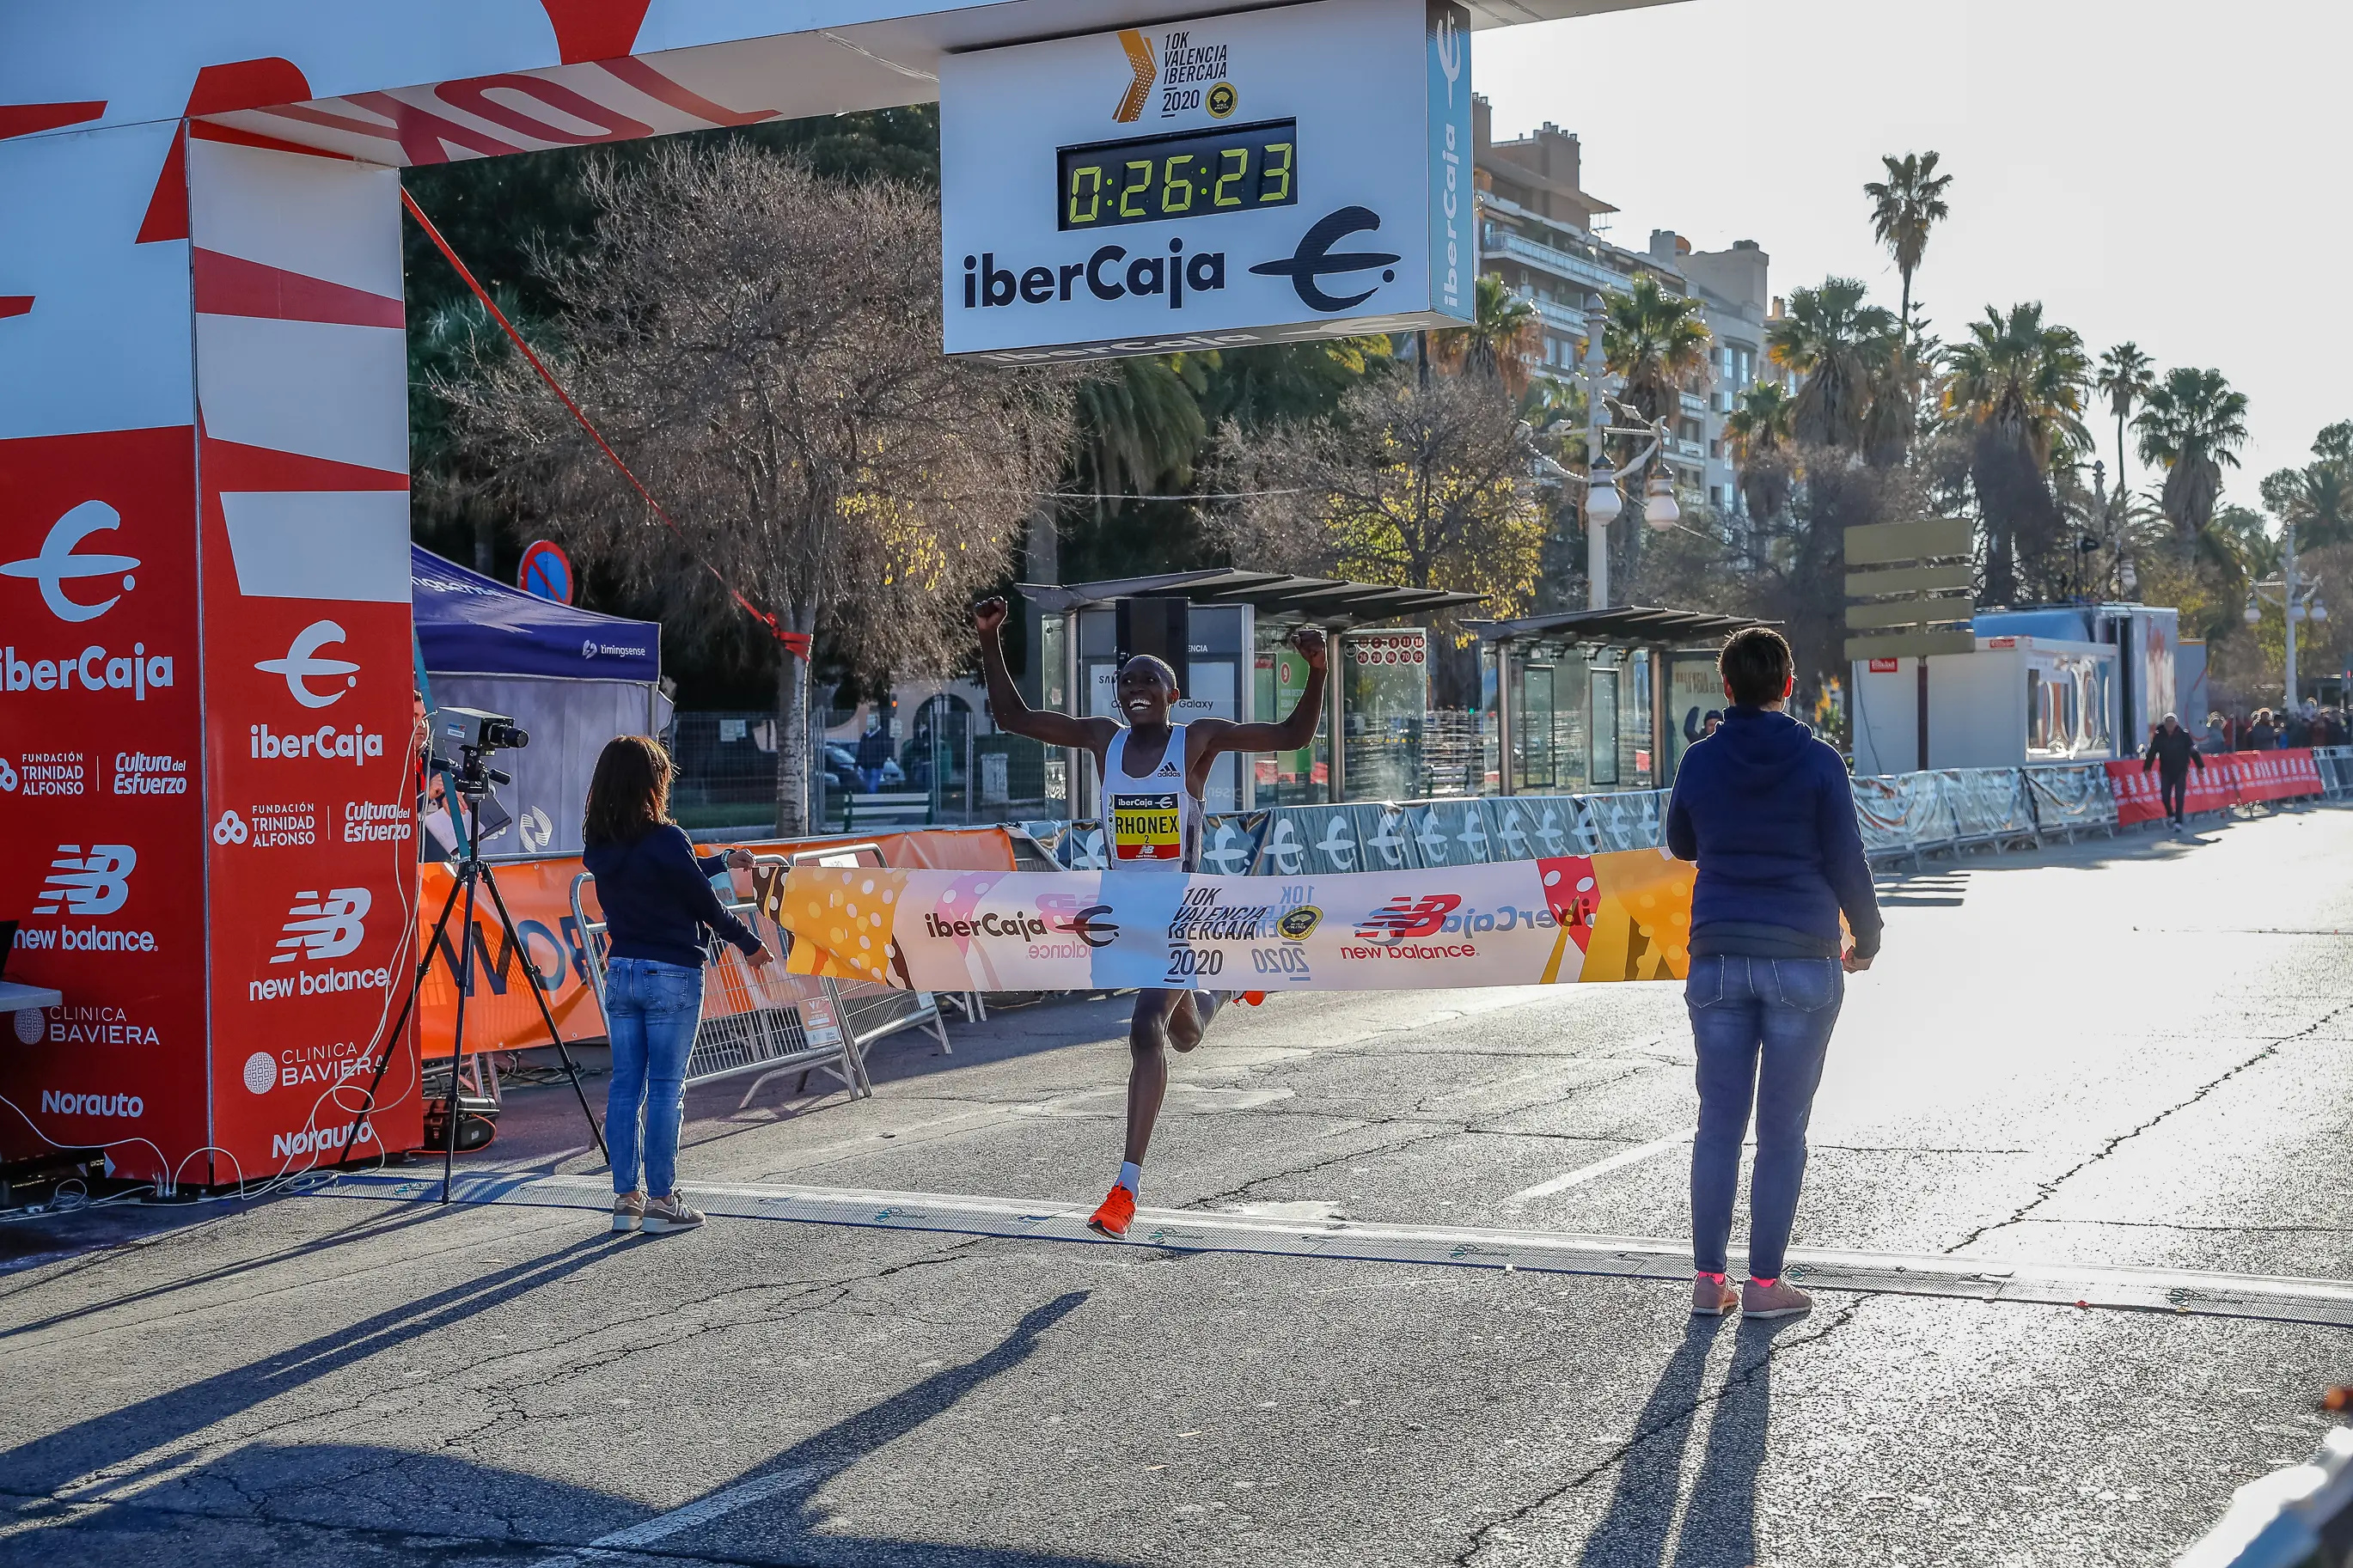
[973,596,1327,1238]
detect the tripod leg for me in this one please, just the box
[335,867,466,1174]
[444,857,485,1205]
[479,863,610,1162]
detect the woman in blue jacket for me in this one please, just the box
[583,735,772,1235]
[1665,628,1882,1319]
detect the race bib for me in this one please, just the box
[1110,794,1182,861]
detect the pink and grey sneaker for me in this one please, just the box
[1741,1277,1813,1318]
[1692,1272,1739,1316]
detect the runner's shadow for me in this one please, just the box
[15,1289,1107,1566]
[1,1232,636,1497]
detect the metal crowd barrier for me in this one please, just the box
[1012,752,2344,878]
[571,867,869,1112]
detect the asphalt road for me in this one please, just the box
[4,804,2350,1566]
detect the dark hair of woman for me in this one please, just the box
[584,735,674,849]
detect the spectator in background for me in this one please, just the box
[1702,711,1723,739]
[853,713,893,793]
[2250,708,2278,751]
[1665,626,1880,1321]
[2284,705,2313,748]
[2202,712,2231,755]
[2142,712,2204,833]
[2320,710,2347,748]
[583,735,772,1235]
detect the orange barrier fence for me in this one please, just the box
[415,827,1017,1059]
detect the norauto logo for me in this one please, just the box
[1354,894,1460,942]
[1249,207,1401,313]
[34,844,135,917]
[272,888,370,964]
[0,501,138,622]
[254,619,358,709]
[40,1089,144,1120]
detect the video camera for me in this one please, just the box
[435,705,529,756]
[431,705,529,803]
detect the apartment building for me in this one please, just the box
[1471,95,1774,516]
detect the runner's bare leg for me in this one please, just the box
[1124,988,1184,1166]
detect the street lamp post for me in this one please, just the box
[2246,520,2329,711]
[1576,296,1678,610]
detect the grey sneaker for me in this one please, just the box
[1692,1275,1739,1316]
[611,1192,644,1233]
[643,1193,706,1234]
[1742,1278,1813,1318]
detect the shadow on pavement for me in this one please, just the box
[6,1287,1112,1567]
[1576,1314,1799,1568]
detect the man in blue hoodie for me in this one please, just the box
[1665,626,1882,1320]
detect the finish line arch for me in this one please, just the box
[0,0,1661,1184]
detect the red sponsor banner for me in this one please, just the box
[193,431,423,1183]
[2105,749,2322,825]
[0,427,209,1183]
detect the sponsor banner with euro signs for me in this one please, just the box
[779,852,1695,995]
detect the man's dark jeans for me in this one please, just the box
[1685,955,1843,1278]
[2158,766,2189,825]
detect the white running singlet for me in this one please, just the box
[1100,724,1201,872]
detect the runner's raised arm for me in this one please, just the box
[973,596,1110,754]
[1186,626,1329,766]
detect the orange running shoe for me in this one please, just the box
[1240,991,1267,1006]
[1087,1184,1136,1239]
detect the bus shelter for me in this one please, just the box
[1473,607,1763,796]
[1017,570,1484,817]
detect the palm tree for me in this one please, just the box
[1435,272,1540,394]
[2259,425,2353,551]
[1070,354,1207,513]
[1940,302,2091,604]
[1722,381,1795,522]
[1602,273,1711,427]
[1765,278,1900,452]
[2093,343,2155,497]
[2135,366,2249,542]
[1863,151,1952,347]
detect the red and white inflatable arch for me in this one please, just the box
[0,0,1602,1185]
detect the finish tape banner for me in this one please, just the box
[778,850,1694,993]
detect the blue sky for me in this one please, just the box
[1476,0,2345,516]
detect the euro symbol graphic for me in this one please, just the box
[1055,905,1121,949]
[1249,206,1401,313]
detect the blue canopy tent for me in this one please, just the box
[413,546,669,857]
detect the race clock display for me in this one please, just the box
[1058,119,1298,231]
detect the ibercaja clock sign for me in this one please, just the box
[942,0,1474,362]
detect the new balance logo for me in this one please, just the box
[272,888,370,964]
[34,845,136,916]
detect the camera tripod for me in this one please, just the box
[336,743,608,1202]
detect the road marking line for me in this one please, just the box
[529,1465,822,1565]
[311,1172,2353,1328]
[1506,1133,1690,1204]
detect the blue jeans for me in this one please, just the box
[602,956,705,1198]
[1684,955,1843,1278]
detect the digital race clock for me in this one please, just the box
[1058,119,1298,231]
[941,0,1473,362]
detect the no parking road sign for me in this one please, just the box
[518,540,573,605]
